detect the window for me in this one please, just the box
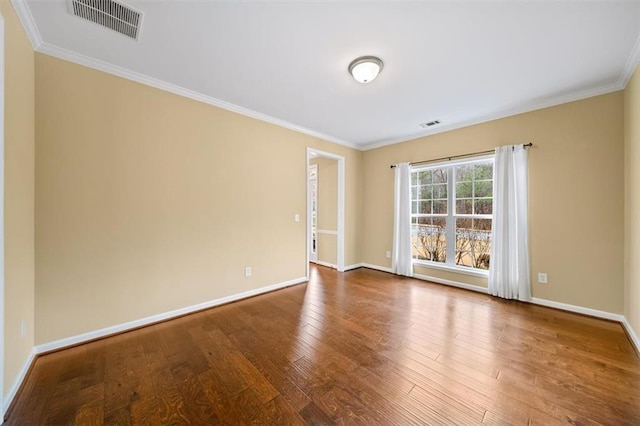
[411,157,493,272]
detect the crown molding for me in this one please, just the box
[10,0,640,153]
[359,81,623,151]
[11,0,359,150]
[11,0,358,150]
[31,40,633,154]
[36,43,359,150]
[618,31,640,89]
[10,0,42,50]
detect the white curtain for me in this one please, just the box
[488,145,531,300]
[393,163,413,277]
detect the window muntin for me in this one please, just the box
[411,158,493,271]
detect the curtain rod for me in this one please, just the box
[390,143,533,169]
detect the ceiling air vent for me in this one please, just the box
[69,0,143,40]
[419,120,441,128]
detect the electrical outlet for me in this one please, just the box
[20,320,27,339]
[386,251,391,259]
[245,267,252,277]
[294,214,300,222]
[538,273,548,284]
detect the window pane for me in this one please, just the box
[456,182,472,199]
[433,200,447,214]
[474,199,492,215]
[411,201,417,214]
[411,186,417,199]
[419,201,432,214]
[412,217,447,263]
[456,217,472,229]
[474,218,492,232]
[474,180,492,198]
[411,172,417,185]
[432,217,446,228]
[420,186,433,200]
[433,184,447,199]
[455,218,492,270]
[456,199,472,214]
[475,163,493,180]
[456,165,473,182]
[418,170,431,185]
[432,169,447,184]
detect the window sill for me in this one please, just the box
[412,260,489,278]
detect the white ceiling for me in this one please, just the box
[18,0,640,149]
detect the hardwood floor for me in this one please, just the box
[6,265,640,425]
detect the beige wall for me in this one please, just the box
[34,54,361,344]
[362,92,625,314]
[1,0,35,398]
[311,157,338,266]
[6,9,635,356]
[317,234,337,266]
[625,64,640,337]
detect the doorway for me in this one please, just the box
[306,148,345,277]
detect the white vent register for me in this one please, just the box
[68,0,142,40]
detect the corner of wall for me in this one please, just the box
[1,0,36,416]
[624,60,640,348]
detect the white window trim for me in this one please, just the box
[413,259,489,278]
[410,154,494,275]
[412,154,494,170]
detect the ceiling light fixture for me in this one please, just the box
[348,56,383,84]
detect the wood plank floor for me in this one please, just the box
[6,265,640,425]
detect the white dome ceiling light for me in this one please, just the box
[348,56,384,84]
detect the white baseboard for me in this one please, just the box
[310,260,337,269]
[412,272,639,352]
[622,317,640,354]
[3,347,36,417]
[359,263,394,274]
[35,276,308,354]
[413,273,489,294]
[343,263,363,271]
[530,297,624,322]
[342,263,393,273]
[387,268,626,323]
[415,272,623,322]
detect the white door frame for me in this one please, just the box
[306,148,345,277]
[0,12,6,421]
[308,164,318,262]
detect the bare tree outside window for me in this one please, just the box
[412,218,447,262]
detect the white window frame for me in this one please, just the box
[411,154,494,277]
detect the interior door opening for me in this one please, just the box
[306,148,345,277]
